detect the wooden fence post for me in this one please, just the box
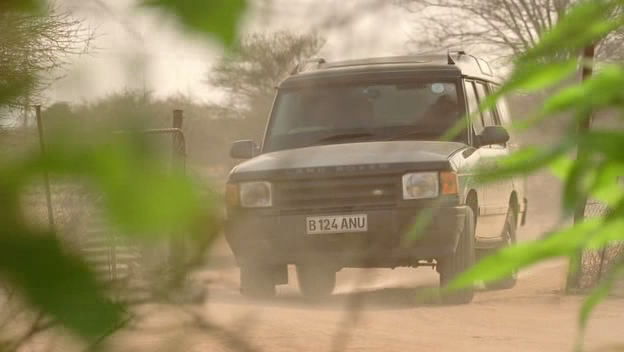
[35,105,55,230]
[169,109,186,285]
[566,44,595,291]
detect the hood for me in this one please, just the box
[230,141,466,180]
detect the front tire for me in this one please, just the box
[296,265,336,300]
[438,207,476,305]
[482,207,518,290]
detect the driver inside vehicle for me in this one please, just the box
[333,94,374,129]
[293,94,335,132]
[423,92,461,134]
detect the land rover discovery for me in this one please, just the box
[224,53,528,304]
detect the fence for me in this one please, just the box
[11,107,191,302]
[579,200,624,290]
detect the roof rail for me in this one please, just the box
[447,50,494,76]
[475,57,493,76]
[290,58,326,74]
[447,52,454,65]
[447,50,467,65]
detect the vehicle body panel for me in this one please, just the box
[232,141,464,178]
[225,54,527,270]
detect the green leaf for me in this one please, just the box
[448,219,603,289]
[512,85,586,131]
[581,130,624,163]
[0,0,46,13]
[561,157,592,215]
[441,111,481,141]
[587,162,624,207]
[549,156,575,181]
[4,131,202,237]
[585,218,624,249]
[476,144,571,184]
[403,207,436,243]
[0,231,122,340]
[507,60,578,93]
[141,0,247,46]
[522,0,623,62]
[577,263,624,352]
[481,60,577,120]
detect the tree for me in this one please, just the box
[401,0,624,63]
[0,0,251,349]
[0,5,92,110]
[209,31,325,139]
[444,1,624,348]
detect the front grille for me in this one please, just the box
[274,174,398,211]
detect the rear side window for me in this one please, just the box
[496,96,512,126]
[474,82,497,127]
[463,81,483,134]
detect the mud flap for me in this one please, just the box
[450,208,467,254]
[521,198,528,226]
[272,265,289,285]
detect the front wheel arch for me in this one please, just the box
[508,191,520,230]
[465,190,478,226]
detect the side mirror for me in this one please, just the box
[230,140,259,159]
[477,126,510,147]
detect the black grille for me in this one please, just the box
[275,174,398,211]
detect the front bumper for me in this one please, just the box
[225,204,469,268]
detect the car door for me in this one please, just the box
[461,80,489,239]
[474,81,513,240]
[494,89,527,220]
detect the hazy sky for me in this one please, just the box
[47,0,413,104]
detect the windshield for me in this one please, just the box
[263,80,466,152]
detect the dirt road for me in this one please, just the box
[109,258,624,352]
[106,173,623,352]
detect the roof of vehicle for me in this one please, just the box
[280,52,502,87]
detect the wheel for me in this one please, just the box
[296,265,336,300]
[240,264,276,299]
[482,207,518,290]
[438,206,476,305]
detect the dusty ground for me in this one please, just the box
[108,258,624,352]
[12,171,620,352]
[100,173,624,352]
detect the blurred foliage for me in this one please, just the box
[0,123,205,341]
[3,0,623,350]
[140,0,247,46]
[0,0,247,348]
[0,0,47,14]
[447,0,624,348]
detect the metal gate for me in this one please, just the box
[34,108,188,301]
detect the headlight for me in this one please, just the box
[239,181,273,208]
[402,172,439,200]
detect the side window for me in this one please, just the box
[463,81,483,135]
[474,82,497,127]
[496,96,512,127]
[486,83,504,125]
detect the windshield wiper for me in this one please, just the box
[318,132,375,143]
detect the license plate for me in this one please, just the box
[306,214,368,235]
